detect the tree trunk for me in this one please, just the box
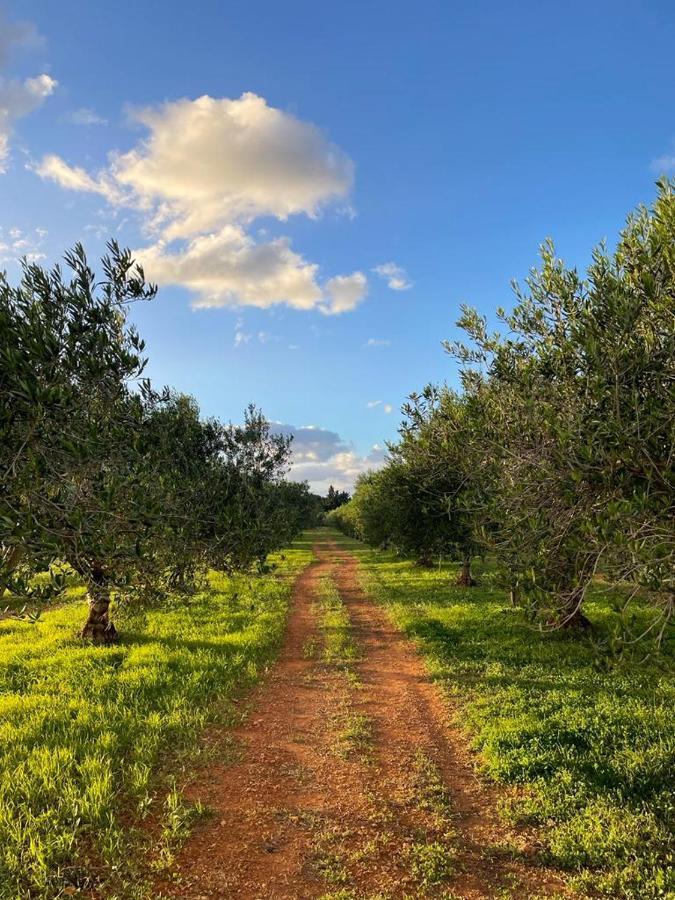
[81,570,118,644]
[558,587,592,630]
[0,544,25,595]
[456,554,476,586]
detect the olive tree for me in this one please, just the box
[449,178,675,634]
[0,242,156,638]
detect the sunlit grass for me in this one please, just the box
[0,543,312,899]
[324,529,675,899]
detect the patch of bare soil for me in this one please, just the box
[155,542,570,899]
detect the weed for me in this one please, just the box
[408,839,456,887]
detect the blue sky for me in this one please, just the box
[2,0,674,491]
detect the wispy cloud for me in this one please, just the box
[0,225,48,263]
[651,143,675,174]
[233,318,251,348]
[365,337,391,347]
[63,107,107,126]
[366,398,393,413]
[373,261,412,291]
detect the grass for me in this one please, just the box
[407,839,456,887]
[323,528,675,900]
[0,542,312,899]
[316,571,360,666]
[314,570,371,761]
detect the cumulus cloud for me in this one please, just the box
[111,92,354,237]
[134,226,325,311]
[35,91,368,312]
[373,261,412,291]
[273,423,386,493]
[324,271,368,314]
[0,73,56,171]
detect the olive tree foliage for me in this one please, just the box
[329,388,486,579]
[0,243,156,636]
[448,178,674,636]
[395,387,488,581]
[1,244,314,643]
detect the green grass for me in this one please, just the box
[316,572,359,666]
[0,542,312,899]
[323,529,675,900]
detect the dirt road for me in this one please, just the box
[157,540,566,899]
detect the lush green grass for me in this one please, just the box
[323,529,675,899]
[316,571,359,666]
[0,543,312,899]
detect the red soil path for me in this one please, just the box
[156,540,569,899]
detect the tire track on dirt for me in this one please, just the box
[156,540,569,899]
[332,543,569,899]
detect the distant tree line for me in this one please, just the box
[322,485,350,512]
[329,180,674,645]
[0,243,318,642]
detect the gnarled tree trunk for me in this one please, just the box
[81,569,118,644]
[456,553,476,586]
[559,586,592,630]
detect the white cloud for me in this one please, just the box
[232,320,280,348]
[233,317,251,348]
[0,225,48,263]
[109,92,354,238]
[273,423,386,493]
[373,261,412,291]
[34,92,369,313]
[324,271,368,314]
[135,226,324,311]
[651,144,675,174]
[35,153,121,201]
[366,337,391,347]
[64,107,107,126]
[366,399,393,414]
[0,73,56,172]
